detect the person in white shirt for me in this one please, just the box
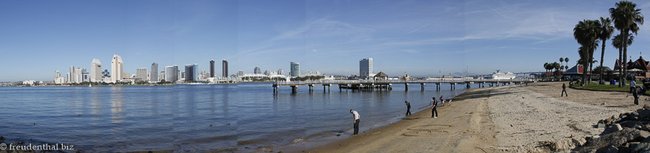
[350,109,360,135]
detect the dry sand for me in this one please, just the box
[303,82,650,153]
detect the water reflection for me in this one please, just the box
[110,87,124,124]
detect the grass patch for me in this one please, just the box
[570,83,650,95]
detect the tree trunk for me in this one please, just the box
[621,29,628,86]
[599,39,606,84]
[582,62,588,86]
[619,47,623,87]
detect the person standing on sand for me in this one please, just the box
[431,97,438,118]
[350,109,360,135]
[561,83,568,97]
[631,79,637,94]
[439,96,444,106]
[633,86,640,105]
[404,101,412,116]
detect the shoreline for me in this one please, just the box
[299,82,646,152]
[300,87,500,153]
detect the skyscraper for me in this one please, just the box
[90,58,102,82]
[184,64,198,82]
[210,59,215,78]
[159,71,165,82]
[136,68,148,81]
[68,66,83,83]
[360,58,373,79]
[290,62,300,77]
[254,67,261,74]
[81,69,89,82]
[222,59,228,78]
[111,54,124,83]
[150,63,158,83]
[165,66,179,82]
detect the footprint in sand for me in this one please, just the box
[402,125,451,136]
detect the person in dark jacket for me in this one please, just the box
[405,101,412,116]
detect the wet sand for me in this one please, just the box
[307,87,499,153]
[304,82,649,153]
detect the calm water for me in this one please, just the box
[0,83,473,152]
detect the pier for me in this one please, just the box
[272,79,535,94]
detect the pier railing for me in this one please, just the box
[273,78,535,86]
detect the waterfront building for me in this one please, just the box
[82,69,89,82]
[90,58,102,82]
[159,71,165,82]
[111,54,124,83]
[54,71,65,84]
[165,66,179,82]
[150,63,158,83]
[185,64,198,82]
[210,59,215,78]
[222,59,229,78]
[136,68,148,81]
[254,67,261,74]
[68,66,83,83]
[237,71,244,76]
[290,62,300,77]
[277,69,283,75]
[360,58,373,79]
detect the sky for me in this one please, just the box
[1,0,650,81]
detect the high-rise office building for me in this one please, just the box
[136,68,148,81]
[222,59,228,78]
[159,71,165,82]
[82,69,89,82]
[210,59,215,78]
[150,63,158,82]
[68,66,83,83]
[360,58,373,79]
[90,58,102,82]
[290,62,300,77]
[165,66,179,82]
[54,71,65,84]
[111,54,124,83]
[254,67,261,74]
[184,64,198,82]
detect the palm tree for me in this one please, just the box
[598,17,614,84]
[612,34,635,86]
[544,63,549,73]
[574,19,601,86]
[565,57,569,67]
[610,1,644,86]
[560,57,564,70]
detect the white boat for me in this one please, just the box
[486,70,516,80]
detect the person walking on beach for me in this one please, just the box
[439,96,444,106]
[561,83,568,97]
[431,97,438,118]
[630,79,637,97]
[350,109,360,135]
[404,101,412,116]
[633,86,640,105]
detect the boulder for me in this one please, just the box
[631,142,650,152]
[595,145,618,153]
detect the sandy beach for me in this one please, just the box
[304,82,647,153]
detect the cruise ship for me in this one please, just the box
[486,70,516,80]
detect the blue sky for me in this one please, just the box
[1,0,650,81]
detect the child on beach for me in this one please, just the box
[350,109,360,135]
[431,97,438,118]
[405,101,412,116]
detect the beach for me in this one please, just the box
[306,82,646,152]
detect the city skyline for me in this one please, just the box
[3,0,650,81]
